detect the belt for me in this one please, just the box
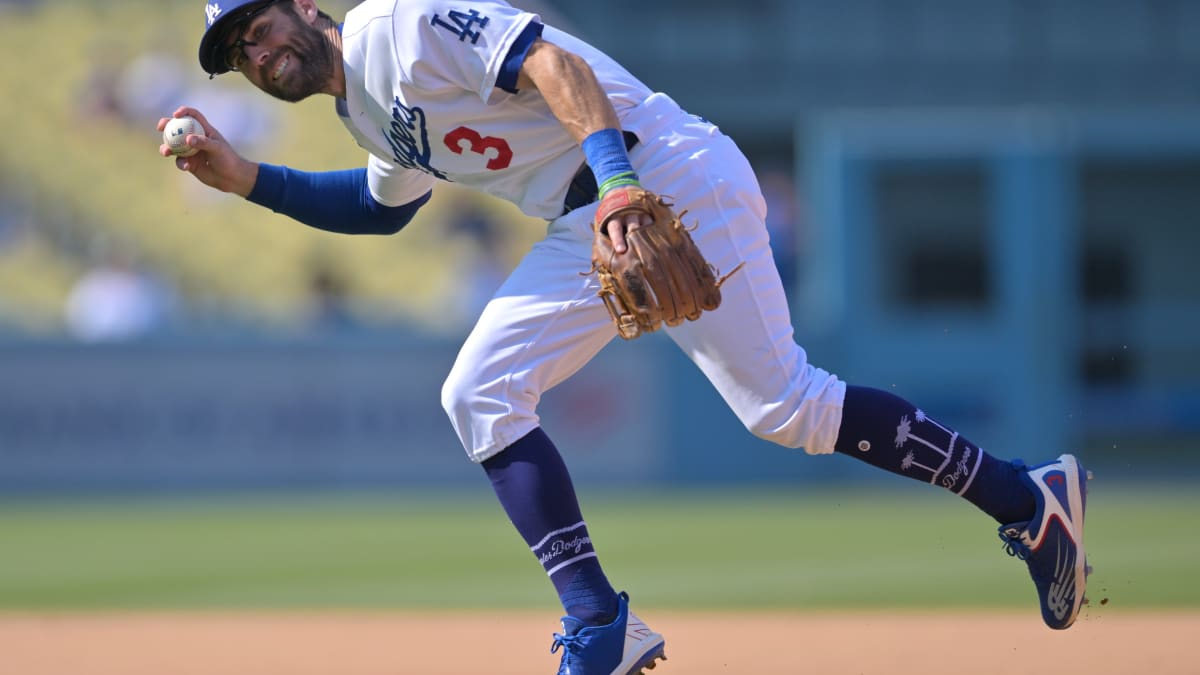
[561,130,640,215]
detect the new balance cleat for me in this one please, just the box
[999,454,1090,629]
[551,592,666,675]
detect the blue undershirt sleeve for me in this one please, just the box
[246,163,431,235]
[496,20,544,94]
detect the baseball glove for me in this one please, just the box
[589,187,743,340]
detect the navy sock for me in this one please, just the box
[833,385,1036,524]
[482,427,619,626]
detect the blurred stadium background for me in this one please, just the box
[0,0,1198,617]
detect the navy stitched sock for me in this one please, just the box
[834,385,1036,524]
[482,427,619,626]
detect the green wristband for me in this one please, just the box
[598,172,641,198]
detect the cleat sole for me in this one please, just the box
[636,653,666,673]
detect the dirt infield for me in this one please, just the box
[2,610,1194,674]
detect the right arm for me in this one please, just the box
[248,164,431,235]
[156,107,429,235]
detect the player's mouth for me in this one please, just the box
[272,53,291,81]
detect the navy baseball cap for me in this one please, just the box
[199,0,277,76]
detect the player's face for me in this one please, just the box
[224,2,333,102]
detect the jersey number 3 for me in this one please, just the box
[444,126,513,170]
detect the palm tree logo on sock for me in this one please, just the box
[896,414,938,476]
[895,415,913,448]
[894,411,959,481]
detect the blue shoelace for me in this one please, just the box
[551,631,585,657]
[999,528,1032,561]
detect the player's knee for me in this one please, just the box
[744,413,805,449]
[441,365,542,463]
[440,366,522,430]
[440,370,485,459]
[440,369,472,422]
[738,378,846,455]
[744,413,839,455]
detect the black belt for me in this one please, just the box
[562,130,640,215]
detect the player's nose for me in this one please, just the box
[246,43,271,70]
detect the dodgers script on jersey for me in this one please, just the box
[337,0,654,217]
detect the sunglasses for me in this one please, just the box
[218,1,282,73]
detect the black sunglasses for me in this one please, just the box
[213,1,281,74]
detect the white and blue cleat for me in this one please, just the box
[999,453,1092,629]
[551,592,666,675]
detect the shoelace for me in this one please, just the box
[551,631,585,656]
[999,529,1032,561]
[1001,527,1061,590]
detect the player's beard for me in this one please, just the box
[258,12,334,103]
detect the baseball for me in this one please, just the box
[163,116,205,157]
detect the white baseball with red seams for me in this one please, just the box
[163,115,206,157]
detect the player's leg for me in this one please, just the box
[443,204,617,622]
[832,389,1090,628]
[441,207,666,672]
[829,386,1090,629]
[638,118,1088,629]
[637,118,1028,512]
[631,119,848,454]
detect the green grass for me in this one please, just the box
[0,486,1195,611]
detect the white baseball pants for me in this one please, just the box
[441,95,847,462]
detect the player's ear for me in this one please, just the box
[293,0,319,23]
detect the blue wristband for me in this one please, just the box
[581,128,639,197]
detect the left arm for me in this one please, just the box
[517,39,648,251]
[516,39,620,144]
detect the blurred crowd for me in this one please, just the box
[82,43,277,156]
[63,237,176,342]
[0,0,807,343]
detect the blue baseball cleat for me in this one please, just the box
[999,453,1091,629]
[551,592,666,675]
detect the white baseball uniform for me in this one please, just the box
[338,0,846,461]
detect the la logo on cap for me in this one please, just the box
[206,3,223,26]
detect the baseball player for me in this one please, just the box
[161,1,1090,672]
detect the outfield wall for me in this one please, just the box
[0,333,947,492]
[2,332,1190,493]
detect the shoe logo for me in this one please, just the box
[1048,572,1074,620]
[627,624,653,641]
[1046,531,1076,621]
[1047,473,1065,488]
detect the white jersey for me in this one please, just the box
[338,0,654,218]
[333,1,845,463]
